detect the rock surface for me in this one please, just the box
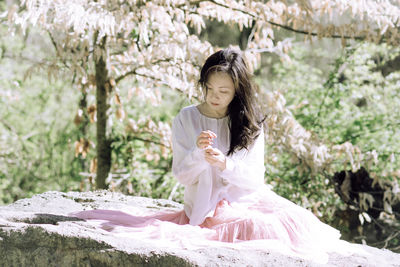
[0,190,399,267]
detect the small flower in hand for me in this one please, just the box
[196,130,217,149]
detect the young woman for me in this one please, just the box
[170,47,343,259]
[71,48,349,263]
[172,48,266,227]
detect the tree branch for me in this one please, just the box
[114,63,201,101]
[115,58,184,83]
[47,31,70,69]
[186,0,373,42]
[0,118,17,134]
[126,136,170,148]
[112,134,171,148]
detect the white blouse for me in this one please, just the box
[172,105,265,225]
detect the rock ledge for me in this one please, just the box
[0,191,399,267]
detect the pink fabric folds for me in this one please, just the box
[71,208,189,231]
[200,188,341,256]
[70,186,343,264]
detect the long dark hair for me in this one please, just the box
[199,48,263,155]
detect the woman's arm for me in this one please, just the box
[219,129,265,190]
[171,114,209,186]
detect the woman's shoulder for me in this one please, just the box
[179,104,198,113]
[172,105,200,131]
[175,104,199,119]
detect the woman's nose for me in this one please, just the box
[210,91,219,100]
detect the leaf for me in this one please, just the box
[370,172,380,188]
[87,104,97,123]
[362,212,371,223]
[384,201,393,214]
[90,158,97,174]
[115,93,121,105]
[145,149,153,161]
[340,171,351,202]
[88,74,96,86]
[109,78,116,88]
[7,4,18,22]
[73,109,84,126]
[74,140,81,157]
[127,180,133,194]
[359,193,374,211]
[161,146,169,159]
[147,120,157,130]
[116,108,125,121]
[358,213,364,225]
[126,119,138,133]
[81,138,90,158]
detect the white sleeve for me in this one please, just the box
[219,129,265,190]
[171,114,208,186]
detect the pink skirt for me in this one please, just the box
[71,186,343,263]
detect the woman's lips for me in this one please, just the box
[211,103,219,106]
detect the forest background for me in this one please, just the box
[0,0,399,253]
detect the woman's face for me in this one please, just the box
[204,72,235,116]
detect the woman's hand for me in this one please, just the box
[196,130,217,149]
[205,147,226,171]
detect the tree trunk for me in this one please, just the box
[77,90,89,170]
[95,36,111,189]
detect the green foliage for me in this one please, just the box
[1,13,399,247]
[2,0,399,252]
[106,83,194,203]
[0,26,84,204]
[0,20,197,204]
[262,40,400,223]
